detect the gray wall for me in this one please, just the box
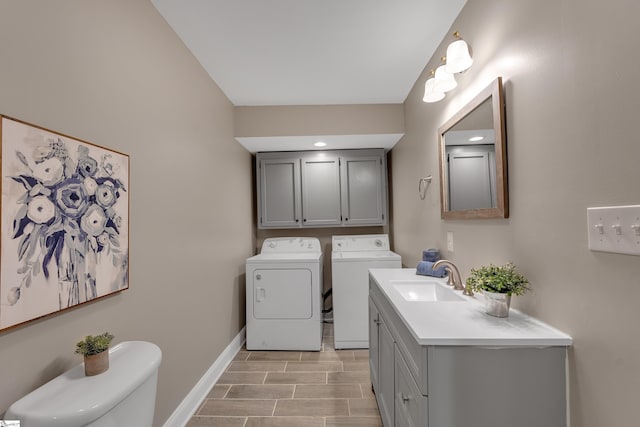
[394,0,640,425]
[0,1,254,425]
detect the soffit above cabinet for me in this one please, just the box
[236,134,404,153]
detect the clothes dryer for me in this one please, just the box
[331,234,401,349]
[246,237,323,350]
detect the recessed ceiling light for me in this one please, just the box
[469,136,484,142]
[314,141,327,147]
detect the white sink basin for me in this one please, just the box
[390,280,464,302]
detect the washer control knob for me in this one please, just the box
[375,239,383,247]
[268,241,277,248]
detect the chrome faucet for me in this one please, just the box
[432,260,474,296]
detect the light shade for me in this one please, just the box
[445,39,473,74]
[423,77,445,103]
[434,65,457,93]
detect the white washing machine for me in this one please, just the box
[246,237,323,351]
[332,234,401,349]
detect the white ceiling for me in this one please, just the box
[151,0,466,151]
[151,0,465,106]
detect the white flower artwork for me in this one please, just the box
[0,116,129,331]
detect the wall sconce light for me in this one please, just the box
[423,31,473,103]
[423,69,445,103]
[434,57,457,93]
[445,31,473,74]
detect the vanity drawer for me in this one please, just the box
[395,346,428,427]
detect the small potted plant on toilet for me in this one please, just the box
[75,332,114,376]
[466,263,529,317]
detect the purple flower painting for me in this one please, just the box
[1,117,129,331]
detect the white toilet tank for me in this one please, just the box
[6,341,162,427]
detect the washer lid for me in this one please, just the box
[332,250,401,262]
[332,234,390,252]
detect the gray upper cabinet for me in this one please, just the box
[258,157,301,228]
[257,149,388,229]
[301,156,342,226]
[341,154,386,225]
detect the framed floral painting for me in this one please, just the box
[0,116,129,331]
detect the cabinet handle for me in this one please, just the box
[345,217,349,221]
[401,393,411,404]
[374,318,382,325]
[296,219,299,222]
[303,218,307,222]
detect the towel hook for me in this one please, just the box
[418,176,432,200]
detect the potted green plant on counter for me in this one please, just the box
[75,332,114,376]
[466,263,529,317]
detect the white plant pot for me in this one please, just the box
[483,291,511,318]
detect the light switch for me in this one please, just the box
[587,205,640,256]
[612,224,622,235]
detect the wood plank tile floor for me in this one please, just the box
[186,323,383,427]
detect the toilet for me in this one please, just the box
[6,341,162,427]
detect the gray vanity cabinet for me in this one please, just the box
[369,277,568,427]
[257,149,388,229]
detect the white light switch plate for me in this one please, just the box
[447,231,454,253]
[587,205,640,256]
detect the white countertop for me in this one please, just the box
[370,268,573,347]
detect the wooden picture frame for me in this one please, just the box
[0,116,129,331]
[438,77,508,219]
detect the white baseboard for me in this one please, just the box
[163,327,246,427]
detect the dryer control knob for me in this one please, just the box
[269,241,277,248]
[375,239,383,247]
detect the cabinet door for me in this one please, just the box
[369,298,380,391]
[447,149,494,210]
[378,318,395,427]
[340,154,386,225]
[301,156,342,226]
[259,158,301,228]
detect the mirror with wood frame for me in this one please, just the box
[438,77,507,219]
